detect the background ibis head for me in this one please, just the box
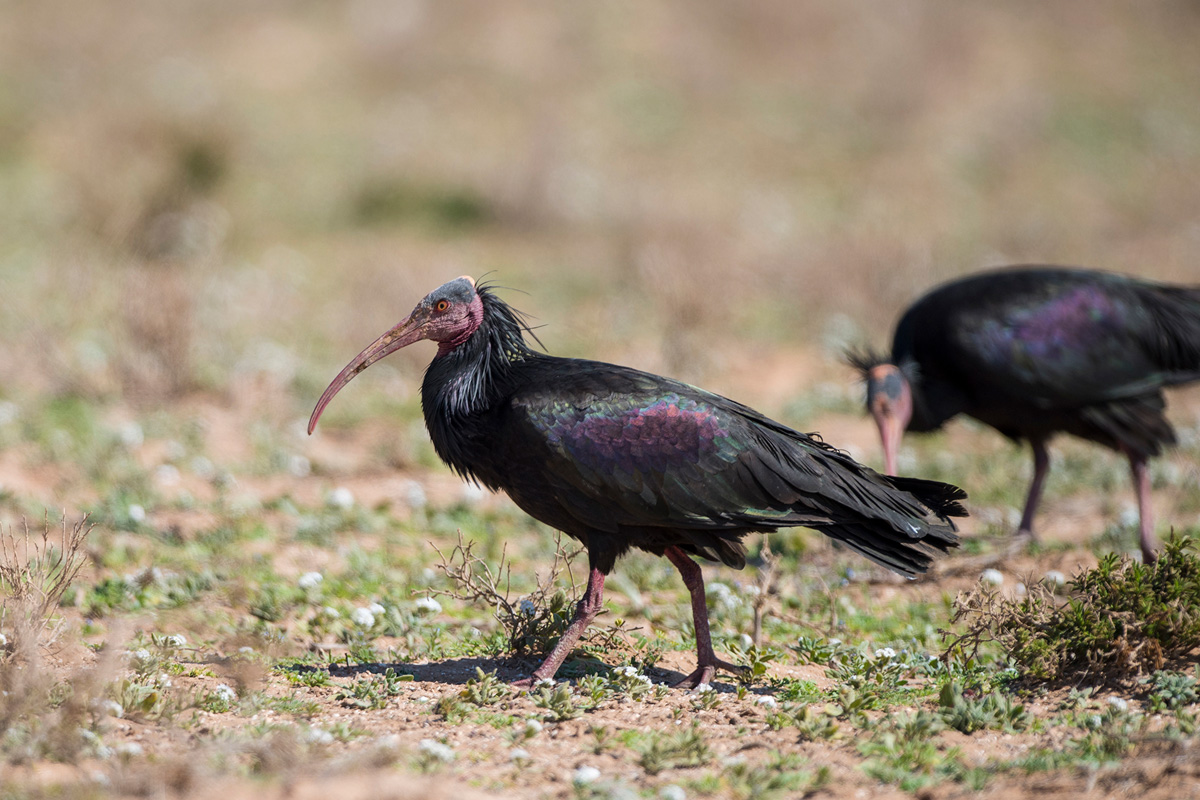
[307,276,483,434]
[863,363,913,475]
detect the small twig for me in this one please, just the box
[750,540,779,647]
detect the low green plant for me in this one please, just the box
[791,635,840,665]
[281,665,332,688]
[110,674,177,721]
[938,680,1031,734]
[1145,669,1199,712]
[633,723,712,775]
[461,667,510,706]
[773,703,840,741]
[1068,705,1147,765]
[532,682,580,721]
[689,683,722,710]
[859,710,960,791]
[947,536,1200,683]
[335,667,412,710]
[718,753,826,800]
[577,665,657,706]
[725,644,780,686]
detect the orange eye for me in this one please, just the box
[435,299,450,312]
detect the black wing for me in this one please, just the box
[502,359,963,575]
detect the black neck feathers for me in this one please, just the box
[421,287,540,480]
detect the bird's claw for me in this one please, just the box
[672,659,748,689]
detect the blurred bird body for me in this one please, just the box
[855,266,1200,563]
[312,277,966,686]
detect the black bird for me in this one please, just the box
[851,266,1200,564]
[310,277,966,687]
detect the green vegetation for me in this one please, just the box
[949,536,1200,683]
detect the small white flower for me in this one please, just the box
[351,607,375,628]
[115,742,143,758]
[1043,570,1066,587]
[980,568,1004,586]
[321,606,340,619]
[533,678,555,689]
[418,739,455,762]
[616,666,638,678]
[1108,696,1129,712]
[519,598,537,616]
[238,646,255,654]
[118,422,144,449]
[460,482,486,505]
[164,634,187,648]
[1119,505,1139,528]
[414,597,442,615]
[328,487,355,509]
[98,699,124,718]
[660,786,687,800]
[524,719,543,735]
[509,747,531,762]
[190,456,216,479]
[154,464,181,486]
[212,684,237,703]
[130,648,153,666]
[305,728,335,745]
[738,633,754,650]
[692,683,714,694]
[298,572,323,590]
[572,766,601,786]
[874,647,896,659]
[368,602,386,616]
[0,633,8,647]
[128,504,146,523]
[755,695,777,708]
[288,455,311,477]
[404,481,428,510]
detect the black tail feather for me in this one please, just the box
[887,476,970,520]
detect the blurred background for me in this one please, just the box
[2,0,1200,514]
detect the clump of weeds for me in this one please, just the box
[946,535,1200,684]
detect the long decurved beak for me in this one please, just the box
[874,408,904,476]
[308,313,426,434]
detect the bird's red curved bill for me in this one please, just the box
[308,314,423,434]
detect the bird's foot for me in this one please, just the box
[1011,528,1038,552]
[511,674,558,691]
[672,658,748,689]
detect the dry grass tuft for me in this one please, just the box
[0,513,94,658]
[430,531,628,663]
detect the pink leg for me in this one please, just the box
[664,545,747,688]
[513,566,606,688]
[1128,453,1159,564]
[1017,439,1050,541]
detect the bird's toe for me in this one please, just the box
[672,665,717,689]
